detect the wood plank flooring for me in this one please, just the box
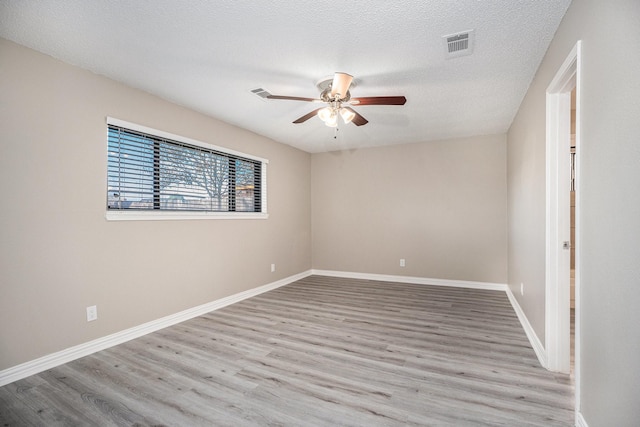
[0,276,574,426]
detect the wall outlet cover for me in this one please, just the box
[86,305,98,322]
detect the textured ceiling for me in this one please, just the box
[0,0,571,153]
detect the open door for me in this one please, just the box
[545,41,581,378]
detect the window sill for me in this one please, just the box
[106,211,269,221]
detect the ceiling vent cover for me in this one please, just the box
[443,30,475,59]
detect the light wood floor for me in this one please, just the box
[0,276,574,426]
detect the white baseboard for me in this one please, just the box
[311,269,508,291]
[0,270,312,387]
[575,412,588,427]
[505,286,547,368]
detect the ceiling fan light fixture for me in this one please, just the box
[324,113,338,127]
[318,106,332,122]
[340,108,355,124]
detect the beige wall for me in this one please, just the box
[507,0,640,424]
[312,135,508,284]
[0,39,311,370]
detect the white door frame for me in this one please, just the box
[545,40,581,389]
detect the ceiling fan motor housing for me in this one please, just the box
[320,87,351,103]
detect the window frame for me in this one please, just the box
[106,117,268,221]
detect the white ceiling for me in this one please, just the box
[0,0,571,153]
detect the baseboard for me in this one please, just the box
[0,270,312,387]
[311,269,508,291]
[575,412,588,427]
[505,286,547,368]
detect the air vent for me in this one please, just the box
[251,88,271,99]
[447,33,468,52]
[443,30,475,59]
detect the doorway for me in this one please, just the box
[545,41,581,384]
[570,87,576,374]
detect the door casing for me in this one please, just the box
[545,41,581,410]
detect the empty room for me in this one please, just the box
[0,1,638,426]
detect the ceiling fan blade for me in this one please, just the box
[293,108,323,124]
[267,95,319,102]
[343,107,368,126]
[350,96,407,106]
[331,72,353,99]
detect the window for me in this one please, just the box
[106,118,267,220]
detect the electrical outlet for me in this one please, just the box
[400,259,406,267]
[86,305,98,322]
[520,283,524,296]
[271,263,276,273]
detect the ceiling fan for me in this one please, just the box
[266,72,406,127]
